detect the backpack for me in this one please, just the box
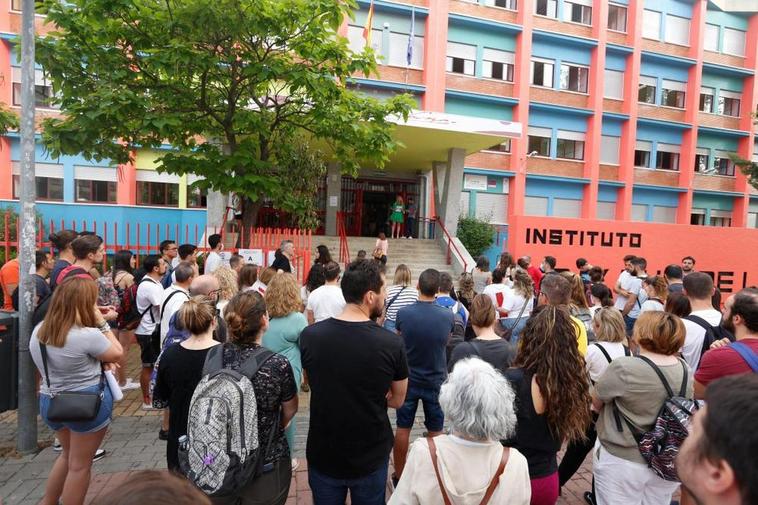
[178,345,276,497]
[614,356,698,482]
[97,273,121,310]
[573,309,595,342]
[446,302,466,362]
[117,278,152,331]
[684,315,734,359]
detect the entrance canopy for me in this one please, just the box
[377,110,522,172]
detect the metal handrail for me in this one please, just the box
[336,212,350,266]
[433,216,468,272]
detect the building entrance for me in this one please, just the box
[340,176,420,236]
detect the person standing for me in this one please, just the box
[263,273,308,471]
[48,229,79,291]
[305,261,345,324]
[159,240,178,288]
[519,256,543,296]
[203,234,223,274]
[110,250,137,390]
[483,268,510,319]
[30,277,123,505]
[382,264,418,332]
[448,295,515,374]
[664,264,684,294]
[0,257,19,311]
[541,256,557,275]
[271,240,295,273]
[640,275,667,313]
[393,269,454,484]
[682,256,696,277]
[159,262,195,347]
[300,263,325,309]
[404,196,417,239]
[390,195,405,239]
[538,274,588,356]
[152,297,220,471]
[619,257,646,335]
[681,272,724,371]
[435,272,469,327]
[612,255,636,316]
[301,260,408,504]
[134,255,167,409]
[314,244,332,265]
[472,256,492,295]
[374,232,389,265]
[499,269,535,344]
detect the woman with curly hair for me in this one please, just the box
[561,271,595,342]
[212,265,239,315]
[497,251,516,286]
[456,272,476,312]
[263,273,307,472]
[502,305,592,505]
[300,263,325,309]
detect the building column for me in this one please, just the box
[324,162,341,236]
[616,0,644,221]
[507,0,534,219]
[422,0,448,112]
[676,0,706,224]
[439,147,465,235]
[583,0,609,219]
[116,150,136,206]
[733,13,758,228]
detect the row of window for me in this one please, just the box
[10,177,207,207]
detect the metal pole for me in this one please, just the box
[17,0,37,454]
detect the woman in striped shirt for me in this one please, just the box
[382,264,418,332]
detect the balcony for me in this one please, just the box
[603,98,624,114]
[637,103,687,124]
[446,73,515,97]
[465,151,511,170]
[527,157,584,178]
[599,164,620,181]
[374,65,424,86]
[634,167,680,187]
[448,0,518,24]
[697,112,742,131]
[530,86,589,109]
[703,50,746,71]
[693,173,737,192]
[533,16,594,39]
[641,39,690,59]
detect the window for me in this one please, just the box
[748,212,757,228]
[600,135,620,165]
[652,206,677,223]
[608,4,627,32]
[634,141,652,167]
[482,48,514,82]
[12,175,63,201]
[525,196,549,216]
[690,211,706,225]
[475,192,508,224]
[446,42,476,76]
[11,69,57,109]
[565,0,592,25]
[694,150,709,173]
[699,87,714,113]
[388,32,424,68]
[556,131,585,160]
[553,198,581,218]
[718,91,741,117]
[347,25,382,55]
[642,10,661,40]
[531,59,554,88]
[723,28,746,56]
[528,127,552,156]
[75,180,116,203]
[597,201,616,220]
[712,153,736,176]
[704,24,719,52]
[484,0,517,9]
[709,210,732,227]
[460,191,471,218]
[535,0,557,18]
[560,64,589,93]
[632,204,648,222]
[655,144,680,171]
[485,139,511,153]
[661,80,686,109]
[604,69,624,99]
[188,186,208,208]
[10,0,43,11]
[137,181,179,207]
[638,76,656,104]
[664,15,690,46]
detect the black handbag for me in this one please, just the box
[40,343,104,422]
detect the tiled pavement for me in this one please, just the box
[1,347,597,505]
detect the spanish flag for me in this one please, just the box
[363,0,375,47]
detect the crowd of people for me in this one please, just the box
[1,232,757,505]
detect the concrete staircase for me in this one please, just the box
[312,235,455,284]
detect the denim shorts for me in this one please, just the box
[395,384,444,431]
[40,383,114,434]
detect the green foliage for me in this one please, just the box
[456,215,495,258]
[0,105,19,135]
[35,0,414,228]
[731,154,758,191]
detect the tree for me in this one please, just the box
[457,215,495,258]
[729,111,758,190]
[36,0,414,228]
[0,104,19,135]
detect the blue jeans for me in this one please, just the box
[500,316,529,346]
[395,384,444,431]
[40,383,113,433]
[623,315,637,336]
[308,460,388,505]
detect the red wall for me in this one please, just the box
[509,215,758,294]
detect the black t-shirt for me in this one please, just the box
[396,301,453,389]
[49,259,70,291]
[301,319,408,479]
[271,253,291,273]
[502,368,562,478]
[448,338,516,374]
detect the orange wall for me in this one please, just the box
[509,215,758,294]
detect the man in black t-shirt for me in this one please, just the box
[393,268,454,483]
[301,260,408,504]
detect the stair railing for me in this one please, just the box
[433,216,468,273]
[336,211,351,267]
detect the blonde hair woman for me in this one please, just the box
[383,264,418,332]
[212,265,239,315]
[263,273,307,471]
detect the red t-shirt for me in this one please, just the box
[527,266,544,293]
[695,338,758,386]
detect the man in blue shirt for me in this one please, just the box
[434,272,469,327]
[393,268,454,485]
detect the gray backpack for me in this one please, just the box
[179,345,275,497]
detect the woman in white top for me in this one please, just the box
[482,268,510,317]
[640,275,667,313]
[382,264,418,332]
[472,256,492,295]
[558,307,630,502]
[588,283,613,319]
[390,357,531,505]
[499,269,534,345]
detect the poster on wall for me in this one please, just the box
[464,174,488,191]
[509,215,758,294]
[237,248,264,265]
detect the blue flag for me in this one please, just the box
[406,7,415,66]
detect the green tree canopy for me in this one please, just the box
[36,0,414,227]
[0,104,19,135]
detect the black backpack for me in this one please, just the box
[684,315,734,359]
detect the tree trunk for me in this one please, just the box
[241,197,262,231]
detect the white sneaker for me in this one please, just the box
[52,438,62,452]
[92,449,106,462]
[291,458,299,472]
[120,379,140,391]
[142,403,157,411]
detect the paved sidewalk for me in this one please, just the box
[0,348,597,505]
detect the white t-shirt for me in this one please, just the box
[500,288,533,318]
[616,275,643,319]
[204,251,222,274]
[640,298,664,313]
[250,280,267,295]
[300,285,310,308]
[306,284,346,323]
[585,341,628,383]
[482,283,510,315]
[681,308,723,371]
[135,276,164,335]
[160,285,190,344]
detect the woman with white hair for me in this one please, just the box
[389,358,531,505]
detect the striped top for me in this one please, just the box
[384,285,419,322]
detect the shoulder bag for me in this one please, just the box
[40,343,104,422]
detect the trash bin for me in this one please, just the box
[0,312,19,413]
